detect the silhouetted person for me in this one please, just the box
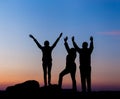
[29,33,63,86]
[58,36,77,91]
[72,36,94,92]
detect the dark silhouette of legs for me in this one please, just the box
[87,76,91,92]
[87,67,91,92]
[81,76,86,92]
[43,62,52,86]
[43,63,47,86]
[80,67,86,92]
[58,68,77,91]
[80,66,91,92]
[70,71,77,91]
[58,69,69,88]
[48,62,52,86]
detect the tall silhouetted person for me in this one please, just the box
[58,36,77,91]
[29,33,63,86]
[72,36,94,92]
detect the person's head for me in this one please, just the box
[70,48,76,54]
[82,42,88,48]
[44,40,49,46]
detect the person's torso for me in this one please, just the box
[66,53,76,69]
[79,49,91,66]
[42,46,52,62]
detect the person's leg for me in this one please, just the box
[43,62,47,86]
[80,67,86,92]
[87,67,91,92]
[48,62,52,86]
[70,71,77,91]
[58,69,69,88]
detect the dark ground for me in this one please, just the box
[0,80,120,98]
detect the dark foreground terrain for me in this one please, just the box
[0,80,120,98]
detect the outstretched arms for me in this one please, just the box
[29,34,42,49]
[72,36,80,51]
[64,36,70,53]
[52,33,63,49]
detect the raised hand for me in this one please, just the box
[72,36,74,42]
[90,36,93,41]
[29,34,34,39]
[64,36,68,42]
[59,32,63,38]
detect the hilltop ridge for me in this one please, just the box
[0,80,119,98]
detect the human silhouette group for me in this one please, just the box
[29,33,94,92]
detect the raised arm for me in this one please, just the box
[29,34,42,49]
[51,33,63,49]
[89,36,94,52]
[64,36,70,53]
[72,36,80,51]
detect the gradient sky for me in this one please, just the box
[0,0,120,91]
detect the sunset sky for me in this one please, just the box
[0,0,120,91]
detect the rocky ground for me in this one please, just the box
[0,80,120,98]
